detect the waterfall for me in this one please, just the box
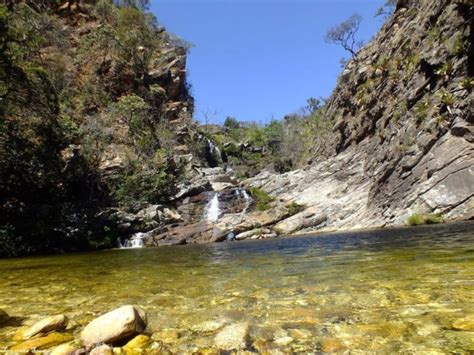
[241,189,252,214]
[120,232,146,249]
[205,193,221,222]
[207,138,223,164]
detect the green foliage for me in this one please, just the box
[407,213,444,226]
[460,78,474,91]
[250,187,274,212]
[223,116,240,130]
[375,0,396,18]
[286,201,304,216]
[452,34,466,56]
[112,150,180,207]
[436,89,455,107]
[436,62,453,77]
[415,97,430,122]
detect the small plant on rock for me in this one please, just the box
[286,201,305,216]
[250,187,274,212]
[407,213,444,226]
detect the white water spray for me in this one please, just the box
[241,189,252,214]
[119,232,146,249]
[205,193,221,222]
[207,139,223,164]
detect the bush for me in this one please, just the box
[407,213,444,226]
[250,187,274,212]
[286,201,304,216]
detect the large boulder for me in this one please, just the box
[23,314,68,339]
[214,323,250,351]
[80,305,147,348]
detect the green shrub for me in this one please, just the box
[286,201,304,216]
[407,213,444,226]
[250,187,274,212]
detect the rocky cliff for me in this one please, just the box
[244,0,473,232]
[1,0,473,255]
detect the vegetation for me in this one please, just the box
[286,201,305,216]
[250,187,274,212]
[407,213,445,226]
[0,1,190,257]
[325,13,363,60]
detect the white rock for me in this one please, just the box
[80,305,147,348]
[214,323,249,351]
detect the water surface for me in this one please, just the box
[1,222,473,352]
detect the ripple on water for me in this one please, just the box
[0,222,473,352]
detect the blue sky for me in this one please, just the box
[150,0,387,124]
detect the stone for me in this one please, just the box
[23,314,68,339]
[273,208,327,235]
[274,336,293,346]
[214,323,250,351]
[49,343,78,355]
[152,329,180,343]
[80,305,147,348]
[135,205,162,221]
[193,319,227,333]
[452,317,474,331]
[90,344,114,355]
[10,332,74,351]
[319,338,346,352]
[123,334,151,353]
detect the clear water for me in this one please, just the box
[1,222,473,352]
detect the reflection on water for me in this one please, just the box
[1,222,473,352]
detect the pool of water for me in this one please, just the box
[1,222,474,352]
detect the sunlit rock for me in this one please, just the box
[214,323,250,351]
[23,314,68,339]
[10,332,74,351]
[80,305,147,348]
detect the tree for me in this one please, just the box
[375,0,397,18]
[223,116,240,130]
[325,13,363,59]
[113,0,150,10]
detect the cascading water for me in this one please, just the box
[242,189,251,214]
[204,193,221,222]
[119,232,146,249]
[206,138,223,165]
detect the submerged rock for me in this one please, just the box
[23,314,68,339]
[90,344,113,355]
[49,343,78,355]
[123,334,151,352]
[319,338,346,352]
[0,309,9,324]
[10,332,74,351]
[452,317,474,331]
[214,323,250,351]
[80,305,147,348]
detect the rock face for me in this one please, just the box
[23,314,68,339]
[80,305,147,348]
[245,0,473,231]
